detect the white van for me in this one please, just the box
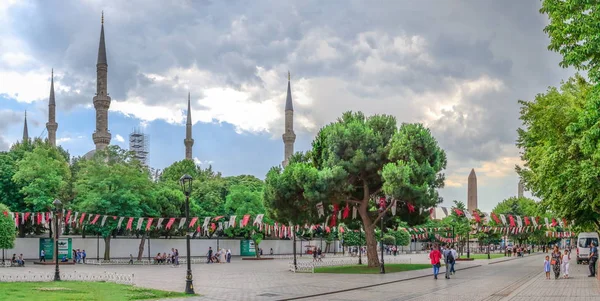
[577,232,599,264]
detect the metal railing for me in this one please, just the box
[0,271,134,285]
[289,257,412,273]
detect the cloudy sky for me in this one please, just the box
[0,0,574,211]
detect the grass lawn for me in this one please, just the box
[314,263,432,274]
[0,281,194,300]
[467,253,505,260]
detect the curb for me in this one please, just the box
[489,253,543,265]
[277,264,482,301]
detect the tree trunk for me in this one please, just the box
[137,233,146,261]
[254,240,261,258]
[358,203,380,267]
[103,236,111,260]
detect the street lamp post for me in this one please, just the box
[52,199,62,281]
[179,174,195,295]
[358,227,362,265]
[379,197,387,274]
[293,230,297,272]
[467,230,470,259]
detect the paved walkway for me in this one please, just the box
[1,252,597,300]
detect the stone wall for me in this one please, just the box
[3,237,423,260]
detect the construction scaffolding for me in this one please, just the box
[129,128,149,166]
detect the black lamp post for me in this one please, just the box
[358,227,362,265]
[179,174,194,295]
[379,197,387,274]
[52,199,62,281]
[293,229,297,272]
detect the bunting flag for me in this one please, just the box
[499,214,507,225]
[146,218,154,231]
[551,218,558,227]
[156,218,164,229]
[473,211,481,223]
[544,217,549,228]
[316,202,325,217]
[117,217,125,229]
[136,217,144,230]
[524,216,530,226]
[241,215,250,227]
[101,216,108,227]
[189,217,198,228]
[228,216,236,228]
[72,212,79,225]
[453,208,463,216]
[202,217,211,231]
[65,210,72,224]
[165,218,175,230]
[391,199,397,216]
[352,206,357,219]
[78,213,86,225]
[178,218,187,229]
[126,217,134,230]
[254,214,264,225]
[343,203,350,219]
[90,214,100,225]
[516,216,523,227]
[407,202,415,213]
[508,215,516,227]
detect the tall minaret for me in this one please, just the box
[46,69,58,147]
[518,179,524,198]
[92,12,112,151]
[22,111,29,142]
[467,169,478,212]
[184,92,194,160]
[281,71,296,167]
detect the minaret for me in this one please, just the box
[467,169,478,212]
[518,179,524,198]
[22,111,29,142]
[281,71,296,167]
[184,92,194,160]
[46,69,58,146]
[92,11,112,151]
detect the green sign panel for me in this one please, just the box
[240,240,256,256]
[39,238,72,260]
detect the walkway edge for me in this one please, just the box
[277,264,482,301]
[498,270,542,301]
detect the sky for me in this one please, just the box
[0,0,575,212]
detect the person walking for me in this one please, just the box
[450,245,458,275]
[589,241,597,277]
[429,244,442,280]
[562,249,570,278]
[40,249,45,262]
[442,245,453,279]
[551,245,562,279]
[207,247,213,264]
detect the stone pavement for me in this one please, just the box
[2,252,597,300]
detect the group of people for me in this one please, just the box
[153,248,180,265]
[206,247,231,263]
[507,245,530,257]
[385,246,399,256]
[72,249,86,263]
[11,254,25,267]
[544,245,571,279]
[428,244,458,279]
[312,247,323,262]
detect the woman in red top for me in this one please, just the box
[429,244,442,279]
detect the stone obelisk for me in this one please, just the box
[467,169,478,212]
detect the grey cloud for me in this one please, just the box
[4,0,575,165]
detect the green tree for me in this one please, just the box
[265,112,447,267]
[391,228,410,246]
[223,181,267,258]
[341,229,366,247]
[441,201,470,251]
[516,75,598,227]
[541,0,600,82]
[0,204,16,250]
[492,197,545,245]
[12,145,71,212]
[73,146,155,260]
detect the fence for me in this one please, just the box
[84,258,206,265]
[289,257,412,273]
[0,271,134,285]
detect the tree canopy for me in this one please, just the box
[265,111,447,267]
[541,0,600,82]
